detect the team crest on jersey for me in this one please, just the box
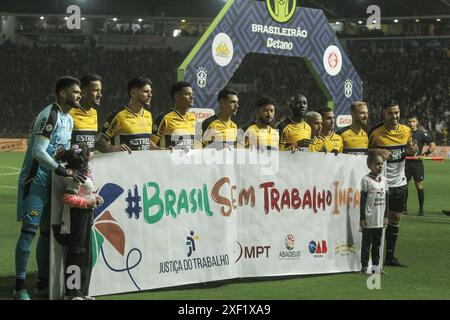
[30,209,40,217]
[45,124,53,132]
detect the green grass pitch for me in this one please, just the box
[1,152,449,300]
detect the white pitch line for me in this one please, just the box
[0,185,17,189]
[0,165,20,176]
[0,166,21,170]
[0,171,20,176]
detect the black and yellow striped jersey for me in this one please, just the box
[69,107,98,152]
[308,136,325,152]
[100,106,153,151]
[276,118,311,151]
[322,132,343,153]
[242,123,279,150]
[151,108,197,149]
[201,114,238,149]
[369,122,412,187]
[336,126,369,155]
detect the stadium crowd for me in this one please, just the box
[0,41,448,144]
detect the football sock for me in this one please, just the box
[15,230,36,290]
[385,222,399,261]
[418,189,424,211]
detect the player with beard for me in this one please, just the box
[97,76,162,152]
[241,96,279,150]
[202,87,239,149]
[69,74,102,153]
[369,101,418,267]
[14,77,85,300]
[337,101,370,155]
[277,93,312,151]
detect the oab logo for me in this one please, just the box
[266,0,297,23]
[212,33,233,67]
[323,45,342,76]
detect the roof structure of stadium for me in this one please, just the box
[0,0,448,18]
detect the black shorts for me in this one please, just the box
[388,185,407,213]
[405,160,425,182]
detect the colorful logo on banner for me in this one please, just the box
[266,0,297,23]
[93,183,143,290]
[285,234,295,250]
[186,231,199,257]
[159,232,229,274]
[308,240,328,257]
[279,234,301,259]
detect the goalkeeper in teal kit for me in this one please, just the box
[14,77,86,300]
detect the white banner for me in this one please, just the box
[50,150,367,298]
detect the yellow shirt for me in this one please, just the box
[242,123,279,150]
[322,131,343,153]
[152,108,197,149]
[100,106,153,151]
[308,136,325,152]
[69,107,98,152]
[201,114,237,149]
[369,122,412,187]
[277,118,311,151]
[336,126,369,155]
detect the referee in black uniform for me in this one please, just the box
[405,115,436,216]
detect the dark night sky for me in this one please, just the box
[0,0,448,18]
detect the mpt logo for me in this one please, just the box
[235,241,271,263]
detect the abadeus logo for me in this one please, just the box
[235,241,271,263]
[266,0,297,23]
[279,234,300,260]
[285,234,295,250]
[308,240,328,257]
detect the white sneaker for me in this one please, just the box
[83,296,95,300]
